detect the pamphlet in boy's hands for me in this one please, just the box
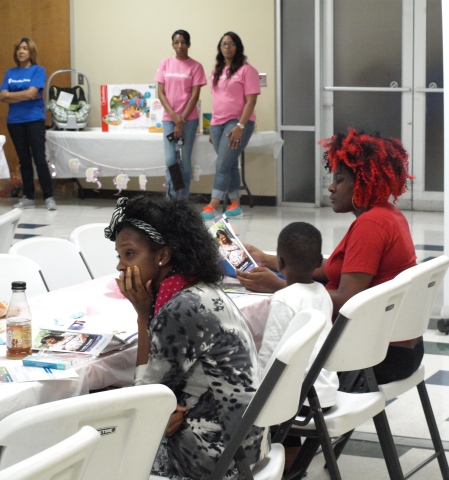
[209,214,257,273]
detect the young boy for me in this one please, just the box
[258,222,338,469]
[258,221,338,411]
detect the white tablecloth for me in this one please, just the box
[0,135,10,180]
[45,128,283,179]
[0,275,271,421]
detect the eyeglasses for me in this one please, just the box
[220,41,236,47]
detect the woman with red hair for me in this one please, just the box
[237,128,421,385]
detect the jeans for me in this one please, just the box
[209,119,255,201]
[7,120,54,200]
[162,119,199,198]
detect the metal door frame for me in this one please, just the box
[276,0,442,210]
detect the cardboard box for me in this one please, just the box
[203,113,211,134]
[148,98,163,133]
[100,84,160,133]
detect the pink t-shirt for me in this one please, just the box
[210,63,261,125]
[155,57,206,121]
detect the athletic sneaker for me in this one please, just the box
[45,197,58,211]
[225,203,242,217]
[13,197,35,209]
[201,205,217,220]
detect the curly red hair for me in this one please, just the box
[319,128,413,209]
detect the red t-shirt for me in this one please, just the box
[325,203,416,292]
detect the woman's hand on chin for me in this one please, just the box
[116,266,153,317]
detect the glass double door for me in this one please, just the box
[278,0,443,210]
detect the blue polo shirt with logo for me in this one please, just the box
[1,65,46,123]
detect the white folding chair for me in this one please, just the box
[329,256,449,478]
[0,384,177,480]
[0,253,49,298]
[9,236,93,290]
[69,223,118,278]
[0,426,100,480]
[377,255,449,478]
[0,209,22,253]
[150,308,327,480]
[276,274,412,480]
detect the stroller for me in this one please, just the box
[46,69,91,130]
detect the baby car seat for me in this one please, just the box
[46,70,91,130]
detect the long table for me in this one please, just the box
[0,275,271,421]
[45,128,283,179]
[0,135,10,180]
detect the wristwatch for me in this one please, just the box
[237,122,245,130]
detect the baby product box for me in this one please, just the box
[148,97,163,133]
[203,113,212,134]
[101,84,161,133]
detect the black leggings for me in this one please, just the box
[339,338,424,392]
[8,120,53,200]
[373,338,424,384]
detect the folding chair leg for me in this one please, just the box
[286,423,343,479]
[285,437,320,480]
[417,381,449,479]
[373,410,405,480]
[319,442,343,479]
[332,429,354,460]
[302,395,343,479]
[285,394,343,479]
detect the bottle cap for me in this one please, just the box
[11,281,26,290]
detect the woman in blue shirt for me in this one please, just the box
[0,37,56,210]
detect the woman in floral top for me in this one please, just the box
[105,195,268,479]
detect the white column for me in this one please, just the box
[441,0,449,318]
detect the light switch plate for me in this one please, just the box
[259,73,267,87]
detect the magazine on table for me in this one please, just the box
[208,214,257,274]
[32,315,138,356]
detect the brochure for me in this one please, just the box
[0,365,79,383]
[56,91,74,109]
[32,329,120,355]
[209,214,257,273]
[32,315,138,356]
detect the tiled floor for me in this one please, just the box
[1,195,448,479]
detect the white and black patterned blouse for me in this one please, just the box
[135,282,269,479]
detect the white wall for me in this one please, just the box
[71,0,277,195]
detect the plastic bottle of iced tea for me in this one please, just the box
[6,281,32,359]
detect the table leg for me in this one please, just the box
[240,151,253,208]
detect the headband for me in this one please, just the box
[104,197,166,245]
